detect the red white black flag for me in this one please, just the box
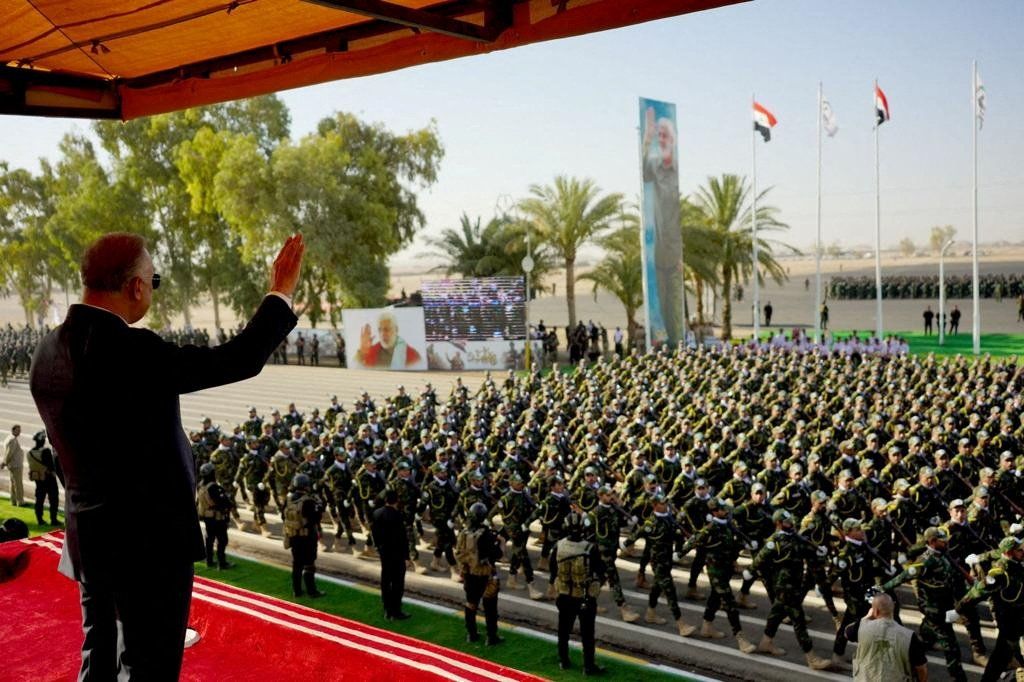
[875,85,890,126]
[753,102,777,142]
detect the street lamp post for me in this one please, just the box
[522,237,534,371]
[938,239,955,346]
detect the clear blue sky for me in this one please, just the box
[4,0,1022,267]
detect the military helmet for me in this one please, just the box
[563,510,587,535]
[923,526,949,543]
[841,518,862,532]
[32,431,46,443]
[291,473,312,492]
[772,509,793,525]
[810,490,828,503]
[597,485,612,496]
[278,439,292,450]
[199,462,216,478]
[468,501,488,527]
[973,485,989,499]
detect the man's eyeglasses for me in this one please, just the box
[151,273,161,290]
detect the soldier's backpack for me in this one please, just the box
[282,494,311,549]
[455,528,492,576]
[27,448,47,481]
[555,539,600,599]
[197,483,214,519]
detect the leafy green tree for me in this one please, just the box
[519,176,622,328]
[578,226,643,346]
[693,174,794,340]
[215,112,443,327]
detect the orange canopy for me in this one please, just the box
[1,0,740,120]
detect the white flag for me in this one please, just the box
[821,98,838,137]
[975,72,986,130]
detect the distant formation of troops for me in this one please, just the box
[829,273,1024,300]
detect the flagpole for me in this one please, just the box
[972,59,980,355]
[874,79,883,341]
[815,82,823,344]
[752,92,760,341]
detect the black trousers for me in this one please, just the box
[463,574,498,640]
[290,535,318,595]
[982,607,1024,682]
[556,594,596,668]
[77,562,194,681]
[380,555,407,617]
[34,477,59,523]
[202,518,228,566]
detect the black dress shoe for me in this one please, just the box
[218,562,235,570]
[392,612,411,620]
[307,589,325,598]
[583,665,607,676]
[486,635,504,646]
[466,634,480,643]
[559,660,572,671]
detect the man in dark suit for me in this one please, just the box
[30,232,304,681]
[371,488,410,620]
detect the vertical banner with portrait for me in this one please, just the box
[639,97,685,347]
[342,308,428,371]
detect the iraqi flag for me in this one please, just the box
[753,102,777,142]
[875,84,890,125]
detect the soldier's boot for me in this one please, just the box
[303,570,323,598]
[699,620,725,639]
[545,583,558,600]
[829,654,851,671]
[429,556,445,573]
[676,617,697,637]
[685,585,704,600]
[506,574,520,590]
[619,604,640,623]
[805,651,832,670]
[971,647,989,667]
[831,614,843,631]
[450,564,463,583]
[635,571,649,590]
[644,607,666,625]
[735,632,757,654]
[359,545,379,560]
[756,634,787,656]
[406,559,417,572]
[736,592,756,610]
[259,523,272,538]
[528,581,545,600]
[537,556,549,572]
[233,515,247,531]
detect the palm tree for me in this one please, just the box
[422,212,553,292]
[578,226,643,346]
[693,174,795,340]
[519,176,622,328]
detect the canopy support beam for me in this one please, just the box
[304,0,511,42]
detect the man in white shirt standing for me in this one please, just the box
[2,424,25,506]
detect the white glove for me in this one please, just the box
[620,539,629,550]
[748,540,759,550]
[631,516,639,525]
[343,499,350,508]
[886,565,898,576]
[966,553,980,567]
[817,545,828,557]
[521,523,529,532]
[897,553,907,565]
[742,569,754,581]
[257,482,265,491]
[368,501,375,508]
[929,516,940,526]
[446,519,455,529]
[945,609,959,624]
[1009,523,1023,535]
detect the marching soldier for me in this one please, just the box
[355,455,387,558]
[799,490,841,626]
[496,474,543,600]
[748,509,832,670]
[210,434,245,530]
[265,440,297,513]
[322,446,358,551]
[197,463,233,569]
[387,461,421,566]
[637,493,698,638]
[236,437,271,535]
[423,463,460,580]
[592,485,640,622]
[532,476,572,598]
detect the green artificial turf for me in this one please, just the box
[195,556,688,682]
[822,330,1024,358]
[0,497,64,537]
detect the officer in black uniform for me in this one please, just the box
[554,511,606,675]
[457,502,504,645]
[27,430,60,525]
[283,473,324,598]
[197,462,233,569]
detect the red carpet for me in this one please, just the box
[0,533,543,682]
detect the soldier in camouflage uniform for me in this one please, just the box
[748,509,832,669]
[942,497,989,664]
[209,433,245,529]
[882,526,968,682]
[197,463,233,569]
[423,463,461,581]
[355,455,387,558]
[282,473,324,598]
[531,476,572,598]
[636,494,698,638]
[236,437,271,535]
[678,497,757,652]
[955,535,1024,682]
[799,489,841,625]
[322,446,358,551]
[733,483,773,609]
[387,461,421,566]
[496,473,543,599]
[265,440,297,513]
[592,485,640,622]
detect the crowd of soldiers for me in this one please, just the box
[0,324,46,386]
[189,345,1024,679]
[828,273,1024,300]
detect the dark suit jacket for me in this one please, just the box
[371,505,409,561]
[29,295,296,585]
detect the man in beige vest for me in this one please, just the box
[2,424,25,506]
[847,593,928,682]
